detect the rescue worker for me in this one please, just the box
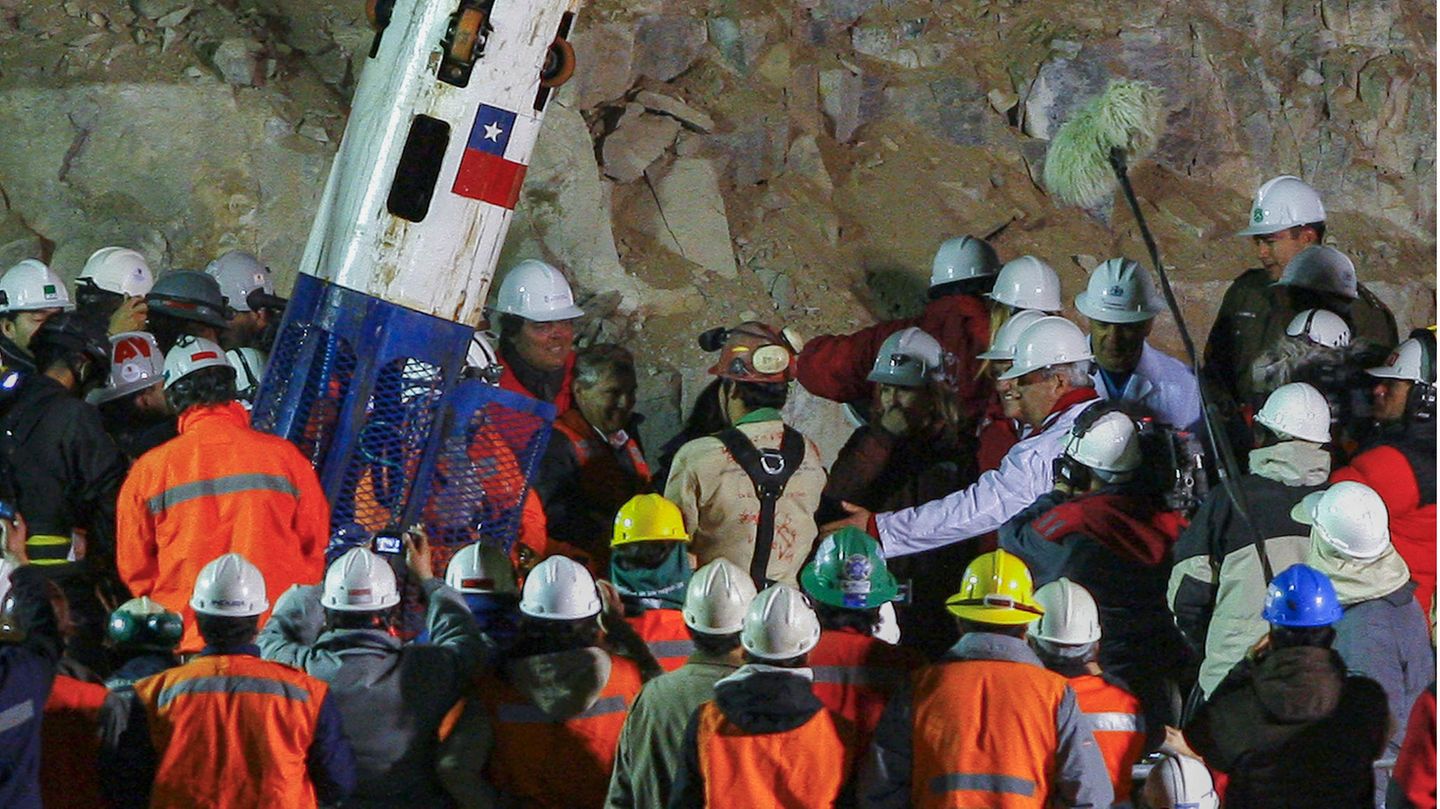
[1028,578,1149,808]
[103,596,182,693]
[205,250,287,400]
[534,344,650,568]
[653,377,726,494]
[799,527,921,747]
[258,534,486,809]
[607,558,757,809]
[445,541,522,656]
[1140,755,1219,809]
[858,549,1113,808]
[73,246,152,335]
[665,322,826,587]
[1169,381,1332,697]
[144,269,232,353]
[490,259,584,412]
[611,493,694,671]
[1294,480,1434,804]
[105,553,356,809]
[0,312,125,672]
[1074,258,1200,429]
[1185,563,1389,808]
[826,316,1101,561]
[0,561,64,809]
[671,583,857,807]
[973,308,1047,471]
[470,555,645,807]
[0,259,74,376]
[1331,328,1437,611]
[116,335,329,653]
[90,331,177,461]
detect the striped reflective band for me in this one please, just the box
[496,694,627,724]
[1086,711,1144,733]
[156,675,311,708]
[811,666,906,688]
[0,699,35,734]
[146,473,300,514]
[25,534,72,565]
[648,640,696,659]
[930,773,1037,797]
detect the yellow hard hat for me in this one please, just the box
[612,493,690,547]
[945,549,1044,626]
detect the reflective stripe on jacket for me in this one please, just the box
[694,698,852,807]
[809,627,921,746]
[625,608,693,673]
[552,409,652,498]
[1068,674,1144,806]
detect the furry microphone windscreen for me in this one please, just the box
[1043,79,1166,209]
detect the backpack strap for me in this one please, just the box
[713,425,807,588]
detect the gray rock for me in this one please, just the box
[851,20,952,69]
[634,90,714,132]
[129,0,188,20]
[819,68,884,142]
[707,16,771,74]
[784,134,832,193]
[1022,54,1110,140]
[632,15,707,82]
[601,109,680,184]
[885,76,994,147]
[566,22,635,110]
[635,157,737,277]
[211,37,264,87]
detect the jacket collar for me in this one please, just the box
[1040,387,1100,429]
[198,642,262,658]
[178,400,250,433]
[942,632,1044,666]
[734,407,783,426]
[316,627,403,653]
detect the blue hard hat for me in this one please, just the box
[325,522,372,567]
[1262,564,1343,628]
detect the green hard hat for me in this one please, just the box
[800,527,899,609]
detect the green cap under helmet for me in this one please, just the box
[800,527,899,610]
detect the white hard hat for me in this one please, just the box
[78,247,154,298]
[996,316,1093,380]
[1235,175,1326,237]
[1255,382,1332,444]
[1291,481,1391,561]
[0,259,74,313]
[205,251,275,313]
[519,555,601,620]
[162,335,234,390]
[1368,336,1436,384]
[930,235,1000,287]
[466,331,504,384]
[321,547,401,611]
[1143,754,1219,809]
[1030,578,1101,645]
[446,542,518,596]
[190,552,269,617]
[90,331,164,405]
[1285,309,1351,349]
[1274,246,1358,300]
[866,327,943,388]
[227,347,268,401]
[987,256,1062,311]
[1063,410,1141,474]
[491,260,584,322]
[741,583,821,660]
[683,558,758,635]
[1074,258,1161,324]
[976,309,1047,361]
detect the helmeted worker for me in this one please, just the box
[116,335,329,653]
[103,596,183,694]
[606,558,757,809]
[104,553,356,809]
[489,259,584,412]
[611,493,695,672]
[1141,755,1218,809]
[1028,578,1149,808]
[1185,563,1390,809]
[144,269,232,353]
[0,259,75,376]
[1247,307,1379,446]
[665,322,826,587]
[1075,258,1200,429]
[1170,381,1333,696]
[258,533,486,809]
[799,527,921,747]
[670,583,858,808]
[446,541,521,653]
[205,250,286,400]
[858,549,1112,808]
[0,562,64,809]
[89,331,177,461]
[74,246,153,335]
[973,308,1047,471]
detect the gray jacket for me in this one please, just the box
[258,580,485,809]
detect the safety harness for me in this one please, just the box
[713,426,805,588]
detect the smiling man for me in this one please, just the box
[490,259,584,413]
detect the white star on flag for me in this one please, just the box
[483,122,504,141]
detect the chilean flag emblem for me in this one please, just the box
[452,103,537,209]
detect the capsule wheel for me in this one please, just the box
[449,7,486,65]
[539,37,576,88]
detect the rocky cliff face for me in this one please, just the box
[0,0,1433,457]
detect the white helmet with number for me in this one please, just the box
[446,542,518,596]
[1143,754,1219,809]
[322,547,401,611]
[519,555,601,620]
[987,256,1062,311]
[741,583,821,660]
[1235,175,1326,237]
[90,331,165,405]
[867,327,943,388]
[0,260,74,313]
[492,260,584,322]
[205,250,276,313]
[996,316,1093,380]
[1074,258,1161,324]
[1285,309,1351,349]
[683,558,758,635]
[1292,481,1391,561]
[1255,382,1332,444]
[190,552,269,617]
[78,247,154,298]
[1274,246,1357,300]
[1368,335,1436,384]
[1030,578,1102,646]
[930,235,1001,287]
[1063,410,1141,474]
[162,336,234,390]
[976,309,1047,361]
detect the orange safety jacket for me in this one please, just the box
[552,409,652,502]
[694,699,854,807]
[133,653,331,809]
[625,608,694,672]
[809,627,922,746]
[41,675,109,809]
[498,351,575,414]
[910,658,1070,809]
[478,654,642,807]
[115,402,329,652]
[1068,673,1145,806]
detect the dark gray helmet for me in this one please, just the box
[146,270,232,329]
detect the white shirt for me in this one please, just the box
[1091,341,1201,430]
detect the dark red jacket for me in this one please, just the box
[1391,684,1437,809]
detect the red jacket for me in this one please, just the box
[1392,685,1437,809]
[808,628,922,747]
[42,675,110,809]
[498,352,575,413]
[1332,443,1436,613]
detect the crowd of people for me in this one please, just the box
[0,173,1434,808]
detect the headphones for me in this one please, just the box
[108,608,184,650]
[1405,328,1436,422]
[1050,404,1112,492]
